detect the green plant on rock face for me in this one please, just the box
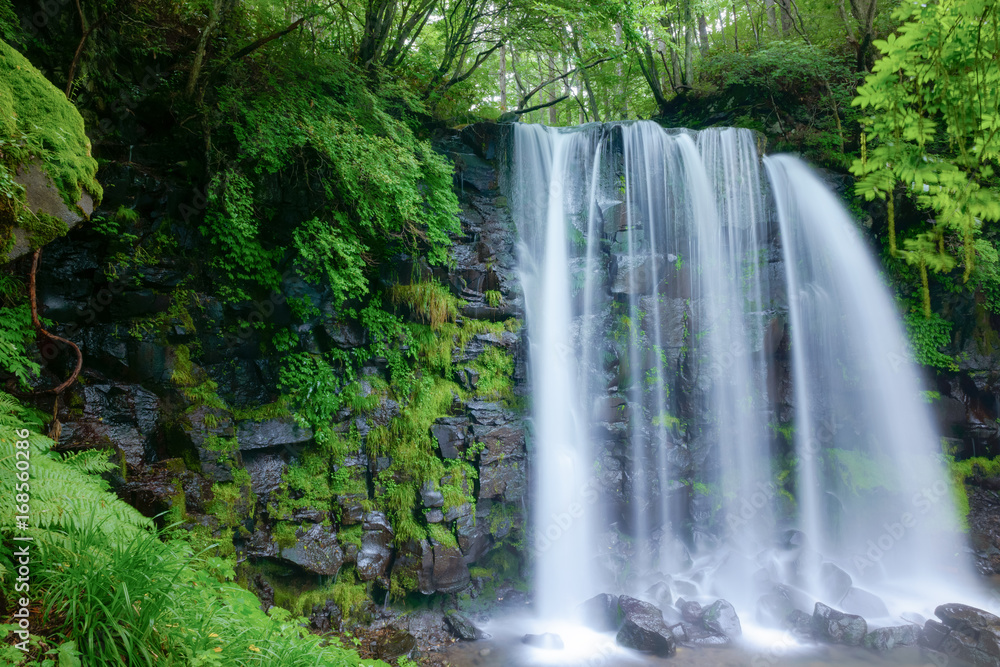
[470,346,514,401]
[904,311,957,371]
[390,280,464,330]
[948,455,1000,531]
[485,290,503,308]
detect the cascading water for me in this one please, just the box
[765,155,979,615]
[506,120,981,652]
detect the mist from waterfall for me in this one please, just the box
[506,120,978,632]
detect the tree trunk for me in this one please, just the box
[779,0,793,36]
[616,23,628,117]
[765,0,778,35]
[548,55,558,125]
[186,0,224,98]
[499,44,507,111]
[697,15,710,57]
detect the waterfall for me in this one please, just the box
[766,155,977,614]
[507,121,977,634]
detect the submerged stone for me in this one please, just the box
[863,625,919,651]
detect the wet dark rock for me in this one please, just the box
[701,599,742,638]
[863,624,920,651]
[357,511,393,583]
[431,416,469,459]
[406,610,452,649]
[445,610,483,640]
[812,602,867,646]
[418,538,471,594]
[580,593,621,632]
[616,596,677,657]
[420,481,445,508]
[838,587,889,618]
[425,509,444,523]
[243,452,286,499]
[677,599,703,624]
[522,633,564,650]
[236,418,312,451]
[278,523,344,576]
[920,603,1000,665]
[376,627,417,660]
[456,509,491,561]
[309,600,343,634]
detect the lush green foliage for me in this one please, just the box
[852,0,1000,317]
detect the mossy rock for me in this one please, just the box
[0,39,102,259]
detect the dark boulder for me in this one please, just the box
[376,627,416,660]
[278,523,344,576]
[235,417,312,451]
[812,602,867,646]
[677,599,703,624]
[445,610,483,640]
[701,599,742,639]
[418,538,471,594]
[863,625,920,651]
[357,511,394,582]
[920,603,1000,666]
[615,595,677,658]
[580,593,621,632]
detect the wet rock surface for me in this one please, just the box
[616,595,677,657]
[920,603,1000,666]
[812,602,868,646]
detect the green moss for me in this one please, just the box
[427,522,458,549]
[469,346,514,401]
[0,39,102,212]
[270,444,337,521]
[273,522,299,549]
[390,280,464,330]
[171,344,227,411]
[209,467,255,535]
[231,397,292,422]
[948,455,1000,531]
[338,524,363,549]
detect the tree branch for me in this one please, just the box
[229,15,312,62]
[515,94,569,115]
[29,249,82,396]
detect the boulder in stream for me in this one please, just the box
[615,596,677,657]
[812,602,867,645]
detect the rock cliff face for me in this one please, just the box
[23,124,528,641]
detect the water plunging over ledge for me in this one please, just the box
[504,120,986,656]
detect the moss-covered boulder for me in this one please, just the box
[0,39,101,260]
